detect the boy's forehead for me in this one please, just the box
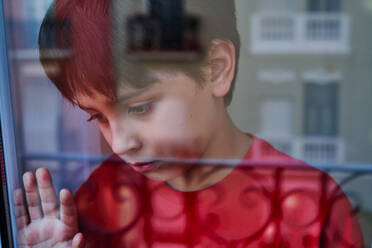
[75,68,194,109]
[115,85,153,102]
[114,69,159,95]
[115,68,186,95]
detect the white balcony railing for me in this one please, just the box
[300,136,345,163]
[251,12,350,54]
[260,135,345,163]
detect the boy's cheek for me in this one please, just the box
[153,108,189,132]
[151,109,206,148]
[151,137,204,161]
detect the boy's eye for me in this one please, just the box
[128,103,152,115]
[86,113,108,124]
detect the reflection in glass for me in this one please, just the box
[0,0,371,247]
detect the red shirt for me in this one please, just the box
[75,136,364,247]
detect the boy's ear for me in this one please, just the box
[206,39,236,98]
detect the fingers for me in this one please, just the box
[60,189,78,228]
[22,168,59,222]
[23,172,43,221]
[72,233,85,248]
[13,189,29,229]
[35,168,59,218]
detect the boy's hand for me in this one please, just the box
[14,168,85,248]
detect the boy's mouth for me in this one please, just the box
[129,160,160,173]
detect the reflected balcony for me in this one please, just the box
[251,12,350,54]
[260,135,345,163]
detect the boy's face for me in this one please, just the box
[76,69,220,182]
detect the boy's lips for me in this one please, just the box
[128,160,160,173]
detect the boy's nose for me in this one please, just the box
[111,125,141,155]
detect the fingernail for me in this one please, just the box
[23,172,31,186]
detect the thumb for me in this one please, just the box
[72,233,85,248]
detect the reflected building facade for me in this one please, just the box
[2,0,372,246]
[231,0,372,165]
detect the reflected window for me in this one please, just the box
[304,82,339,136]
[308,0,341,12]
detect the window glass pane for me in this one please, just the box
[0,0,371,247]
[304,83,339,135]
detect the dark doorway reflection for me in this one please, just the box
[126,0,201,60]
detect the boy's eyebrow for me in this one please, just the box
[76,88,152,111]
[116,88,149,103]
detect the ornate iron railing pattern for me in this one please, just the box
[19,153,372,247]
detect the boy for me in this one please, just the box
[14,0,364,247]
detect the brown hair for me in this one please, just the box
[38,0,240,105]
